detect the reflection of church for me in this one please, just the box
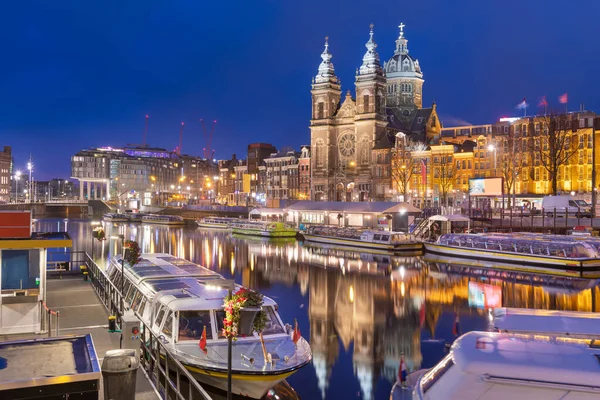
[310,23,441,202]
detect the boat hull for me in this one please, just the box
[232,228,297,238]
[196,222,230,229]
[303,234,423,254]
[184,363,297,399]
[103,217,128,222]
[423,242,600,278]
[142,220,185,226]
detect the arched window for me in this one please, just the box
[408,83,412,93]
[360,136,370,165]
[315,139,325,167]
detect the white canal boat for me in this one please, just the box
[412,331,600,399]
[103,213,129,222]
[106,253,312,399]
[303,226,422,254]
[424,232,600,278]
[141,214,185,226]
[231,221,297,238]
[196,217,238,229]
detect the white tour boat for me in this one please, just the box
[196,217,238,229]
[103,213,129,222]
[141,214,185,226]
[303,225,422,254]
[412,331,600,399]
[106,253,312,399]
[424,232,600,278]
[231,221,297,238]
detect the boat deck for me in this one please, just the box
[0,277,158,400]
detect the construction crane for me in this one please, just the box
[142,114,149,147]
[199,118,217,159]
[178,122,184,155]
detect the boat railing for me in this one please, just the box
[83,254,213,400]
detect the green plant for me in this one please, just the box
[123,240,141,266]
[222,288,267,340]
[92,226,106,241]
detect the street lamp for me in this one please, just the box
[14,170,21,203]
[27,160,33,203]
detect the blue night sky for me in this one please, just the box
[2,0,600,179]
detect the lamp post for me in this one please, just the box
[487,144,496,177]
[27,160,33,203]
[14,171,21,203]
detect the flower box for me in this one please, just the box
[238,307,261,336]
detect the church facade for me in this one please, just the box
[310,24,441,202]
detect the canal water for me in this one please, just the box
[37,219,600,400]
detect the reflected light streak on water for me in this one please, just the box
[38,219,600,400]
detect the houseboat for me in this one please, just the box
[103,213,129,222]
[302,226,422,254]
[424,233,600,278]
[231,221,297,238]
[196,217,238,229]
[412,331,600,399]
[141,214,185,226]
[106,253,312,399]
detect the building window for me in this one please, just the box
[317,102,324,119]
[315,139,325,167]
[363,95,370,113]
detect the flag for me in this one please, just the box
[292,318,301,344]
[452,314,460,337]
[199,326,207,354]
[398,355,407,384]
[516,98,528,110]
[559,93,568,104]
[538,96,547,107]
[421,159,427,186]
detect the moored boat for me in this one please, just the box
[412,331,600,399]
[231,221,297,238]
[141,214,185,226]
[303,225,422,254]
[424,232,600,278]
[103,213,129,222]
[196,217,238,229]
[106,253,312,399]
[125,212,149,222]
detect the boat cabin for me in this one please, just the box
[107,254,287,345]
[416,331,600,399]
[493,308,600,339]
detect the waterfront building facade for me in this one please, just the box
[0,146,11,203]
[264,149,301,207]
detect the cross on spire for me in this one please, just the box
[399,22,405,37]
[369,23,374,31]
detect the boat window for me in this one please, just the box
[162,312,173,338]
[131,291,143,311]
[421,354,454,394]
[380,235,390,242]
[155,306,166,327]
[123,280,132,298]
[126,287,137,305]
[216,309,227,338]
[262,306,285,335]
[373,234,382,241]
[137,298,147,316]
[113,274,122,292]
[179,310,214,341]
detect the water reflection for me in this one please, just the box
[37,219,600,400]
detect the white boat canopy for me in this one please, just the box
[285,201,421,214]
[428,214,471,222]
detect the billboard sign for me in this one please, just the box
[468,281,502,309]
[468,177,503,197]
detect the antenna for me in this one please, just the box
[178,122,184,155]
[142,114,149,147]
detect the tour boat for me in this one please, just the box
[196,217,238,229]
[492,307,600,339]
[103,213,129,222]
[412,331,600,399]
[230,221,297,238]
[125,212,149,223]
[106,253,312,399]
[141,214,185,226]
[302,225,423,254]
[423,232,600,278]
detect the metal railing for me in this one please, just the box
[40,300,60,337]
[83,254,212,400]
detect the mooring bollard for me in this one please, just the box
[83,271,89,281]
[108,315,117,332]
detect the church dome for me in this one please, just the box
[384,23,423,80]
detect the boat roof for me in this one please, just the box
[111,253,276,311]
[429,214,470,222]
[449,332,600,387]
[493,308,600,338]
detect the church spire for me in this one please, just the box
[315,36,339,84]
[358,23,383,76]
[394,22,409,55]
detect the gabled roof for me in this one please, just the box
[385,108,411,131]
[409,108,433,132]
[372,133,395,150]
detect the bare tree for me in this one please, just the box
[433,149,461,206]
[533,114,578,195]
[391,138,427,202]
[499,133,524,208]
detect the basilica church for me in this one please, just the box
[310,24,441,202]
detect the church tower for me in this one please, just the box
[310,37,342,201]
[384,23,424,111]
